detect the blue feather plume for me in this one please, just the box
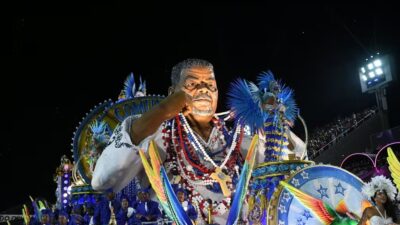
[277,86,298,122]
[30,198,41,223]
[142,80,146,93]
[89,120,107,135]
[124,73,136,99]
[257,70,275,91]
[139,76,143,90]
[226,135,258,225]
[89,120,110,144]
[161,168,193,225]
[226,163,250,225]
[137,76,147,95]
[227,79,265,132]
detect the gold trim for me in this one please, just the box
[255,160,314,169]
[265,139,289,145]
[71,184,92,188]
[254,173,288,179]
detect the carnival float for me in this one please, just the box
[29,70,399,225]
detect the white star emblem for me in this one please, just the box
[300,171,309,180]
[279,220,285,225]
[291,178,300,187]
[283,192,291,202]
[278,204,287,214]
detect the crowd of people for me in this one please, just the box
[308,107,377,158]
[27,187,196,225]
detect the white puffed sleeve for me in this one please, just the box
[91,116,166,192]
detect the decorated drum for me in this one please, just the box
[248,160,314,224]
[268,165,367,225]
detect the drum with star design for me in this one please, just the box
[267,165,368,225]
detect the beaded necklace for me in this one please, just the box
[178,113,241,169]
[173,115,243,179]
[162,115,245,220]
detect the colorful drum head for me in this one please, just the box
[269,165,367,225]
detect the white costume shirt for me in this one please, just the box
[92,116,306,224]
[369,206,395,225]
[369,216,394,225]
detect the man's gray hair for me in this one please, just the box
[171,58,214,88]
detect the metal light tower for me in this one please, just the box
[359,53,393,112]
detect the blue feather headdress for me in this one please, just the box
[119,73,147,100]
[89,120,110,144]
[124,73,136,99]
[277,86,298,123]
[89,120,107,135]
[227,79,266,132]
[257,70,276,91]
[227,71,298,132]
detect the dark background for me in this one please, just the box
[6,3,400,211]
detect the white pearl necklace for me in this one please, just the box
[178,113,241,169]
[171,119,215,186]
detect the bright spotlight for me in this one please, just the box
[368,72,375,78]
[63,193,68,198]
[359,54,394,100]
[373,59,382,67]
[362,75,368,81]
[375,68,383,75]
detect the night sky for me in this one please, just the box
[6,3,400,211]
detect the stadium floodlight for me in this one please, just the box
[362,75,368,81]
[375,68,383,75]
[368,71,375,78]
[359,54,393,93]
[359,53,397,113]
[373,59,382,67]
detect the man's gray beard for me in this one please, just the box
[192,107,213,116]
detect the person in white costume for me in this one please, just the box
[358,175,399,225]
[92,58,306,224]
